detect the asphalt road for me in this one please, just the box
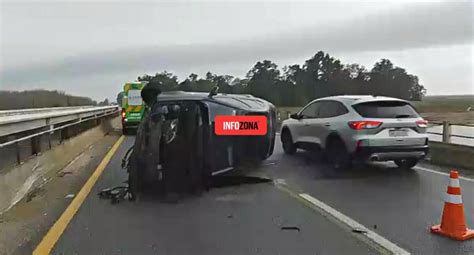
[50,135,474,254]
[51,136,376,255]
[261,137,474,255]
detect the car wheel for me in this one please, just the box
[281,130,296,155]
[395,159,418,169]
[326,138,351,170]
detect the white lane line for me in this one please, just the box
[414,166,474,183]
[299,193,410,255]
[211,167,234,176]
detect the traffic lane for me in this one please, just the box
[52,136,377,255]
[416,161,474,179]
[263,140,474,255]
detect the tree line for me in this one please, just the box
[138,51,426,106]
[0,90,108,110]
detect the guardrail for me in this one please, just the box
[427,121,474,144]
[0,106,95,117]
[0,106,119,168]
[0,106,118,138]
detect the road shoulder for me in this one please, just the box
[0,132,121,255]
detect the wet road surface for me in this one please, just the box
[51,136,376,255]
[49,135,474,254]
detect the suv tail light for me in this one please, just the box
[348,121,383,130]
[416,119,428,128]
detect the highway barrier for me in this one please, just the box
[426,123,474,168]
[0,105,119,170]
[428,141,474,170]
[0,106,120,213]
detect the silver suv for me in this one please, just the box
[280,95,429,169]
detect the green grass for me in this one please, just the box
[412,95,474,113]
[276,95,474,118]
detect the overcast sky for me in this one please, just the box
[0,0,472,101]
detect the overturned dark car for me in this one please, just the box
[126,88,277,199]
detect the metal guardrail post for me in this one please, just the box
[442,121,451,143]
[15,142,20,164]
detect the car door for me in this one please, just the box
[305,101,349,147]
[297,101,321,144]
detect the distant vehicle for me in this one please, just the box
[121,81,147,134]
[128,90,277,197]
[280,95,429,169]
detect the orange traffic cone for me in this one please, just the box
[431,170,474,241]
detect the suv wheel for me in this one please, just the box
[326,138,351,170]
[395,159,418,169]
[281,130,296,155]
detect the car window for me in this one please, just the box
[353,101,419,118]
[206,101,236,123]
[299,102,320,118]
[318,101,349,118]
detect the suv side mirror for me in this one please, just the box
[290,113,300,119]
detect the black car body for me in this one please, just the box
[128,91,277,196]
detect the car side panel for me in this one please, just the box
[283,119,307,144]
[304,117,327,146]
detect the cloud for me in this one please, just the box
[1,1,472,88]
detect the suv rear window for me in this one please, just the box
[353,101,419,118]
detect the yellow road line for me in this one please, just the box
[33,135,125,255]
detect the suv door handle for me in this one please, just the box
[324,123,331,127]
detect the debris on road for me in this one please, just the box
[98,186,133,204]
[26,187,44,202]
[57,171,73,177]
[65,194,75,199]
[280,226,301,232]
[351,228,368,234]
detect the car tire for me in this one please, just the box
[395,159,418,169]
[281,130,296,155]
[326,138,351,170]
